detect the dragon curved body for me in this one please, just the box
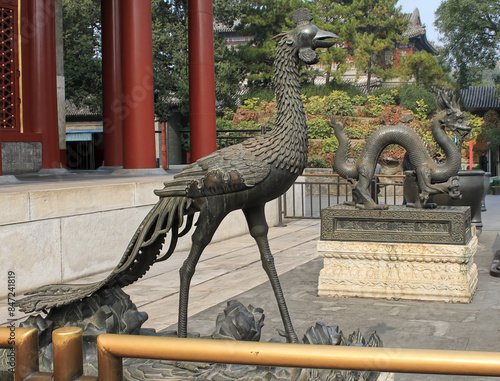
[18,9,336,344]
[332,94,471,209]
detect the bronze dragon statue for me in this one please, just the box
[331,93,471,209]
[17,9,337,344]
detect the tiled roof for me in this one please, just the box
[403,8,426,38]
[213,20,241,33]
[460,86,500,110]
[401,8,436,54]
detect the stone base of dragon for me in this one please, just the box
[332,93,471,209]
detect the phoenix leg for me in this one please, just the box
[243,204,299,343]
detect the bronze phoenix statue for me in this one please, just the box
[18,8,337,344]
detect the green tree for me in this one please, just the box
[63,0,102,111]
[151,0,190,119]
[309,1,350,84]
[399,51,450,90]
[152,0,246,120]
[482,110,500,148]
[62,0,246,120]
[435,0,500,90]
[339,0,408,92]
[232,0,306,87]
[213,34,246,112]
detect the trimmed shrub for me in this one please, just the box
[308,117,332,139]
[398,85,437,116]
[322,136,339,153]
[372,87,400,104]
[325,91,355,116]
[304,96,327,116]
[307,156,330,168]
[351,94,367,106]
[376,93,396,105]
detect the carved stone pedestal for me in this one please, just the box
[318,205,478,303]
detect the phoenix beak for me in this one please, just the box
[314,30,338,48]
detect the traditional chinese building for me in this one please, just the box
[400,8,437,56]
[0,0,216,176]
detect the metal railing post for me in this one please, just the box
[97,335,123,381]
[52,327,86,381]
[0,327,40,381]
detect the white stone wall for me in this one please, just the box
[0,176,279,298]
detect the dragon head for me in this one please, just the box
[437,92,472,145]
[281,8,338,65]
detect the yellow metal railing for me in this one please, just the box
[97,334,500,381]
[2,326,500,380]
[0,326,96,381]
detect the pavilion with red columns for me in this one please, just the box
[0,0,216,176]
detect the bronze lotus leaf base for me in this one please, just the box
[1,292,383,380]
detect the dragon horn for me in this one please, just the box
[451,92,461,110]
[438,91,452,111]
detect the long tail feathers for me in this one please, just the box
[17,196,192,313]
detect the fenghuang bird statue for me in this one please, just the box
[18,8,337,344]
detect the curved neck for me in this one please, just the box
[269,35,308,174]
[431,111,462,178]
[332,118,358,179]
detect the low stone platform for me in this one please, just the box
[318,205,478,303]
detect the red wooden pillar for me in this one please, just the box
[102,0,123,167]
[24,0,60,169]
[188,0,217,162]
[120,0,156,169]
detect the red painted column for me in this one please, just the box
[120,0,156,169]
[25,0,60,169]
[188,0,217,162]
[102,0,123,167]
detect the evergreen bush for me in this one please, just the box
[303,96,327,116]
[325,91,355,116]
[372,88,400,104]
[398,85,437,116]
[307,117,332,139]
[351,95,367,106]
[307,156,330,168]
